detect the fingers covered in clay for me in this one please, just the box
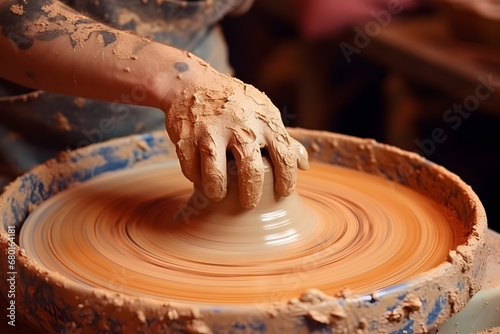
[231,143,265,209]
[163,65,310,208]
[199,136,227,201]
[175,138,201,184]
[268,138,298,197]
[292,138,310,171]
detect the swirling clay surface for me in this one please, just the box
[20,159,464,305]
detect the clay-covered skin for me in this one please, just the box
[21,158,463,304]
[165,61,309,209]
[0,0,309,209]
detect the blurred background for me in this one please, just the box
[221,0,500,233]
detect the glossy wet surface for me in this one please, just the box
[20,160,462,304]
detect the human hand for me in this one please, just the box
[163,57,308,209]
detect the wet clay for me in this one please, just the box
[20,158,464,304]
[1,129,488,333]
[10,4,24,15]
[473,327,500,334]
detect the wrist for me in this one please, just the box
[154,50,217,113]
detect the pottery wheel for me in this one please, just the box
[20,156,464,305]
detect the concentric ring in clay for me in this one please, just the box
[0,129,488,333]
[20,158,463,305]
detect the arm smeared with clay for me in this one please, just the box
[0,0,309,209]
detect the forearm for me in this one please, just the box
[0,0,195,109]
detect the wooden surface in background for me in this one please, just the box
[363,14,500,115]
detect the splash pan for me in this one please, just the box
[0,128,488,333]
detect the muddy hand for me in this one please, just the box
[163,59,308,209]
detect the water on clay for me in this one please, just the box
[20,160,463,305]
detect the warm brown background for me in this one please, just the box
[222,1,500,233]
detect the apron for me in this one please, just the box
[0,0,248,188]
